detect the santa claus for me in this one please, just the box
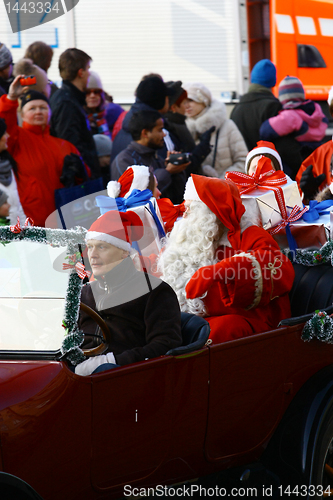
[158,174,295,343]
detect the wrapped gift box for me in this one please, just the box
[241,176,303,230]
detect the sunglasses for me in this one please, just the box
[86,88,102,96]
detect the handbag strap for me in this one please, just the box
[212,128,220,169]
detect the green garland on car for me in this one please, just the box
[0,223,87,365]
[284,240,333,266]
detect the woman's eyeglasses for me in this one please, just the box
[86,89,102,96]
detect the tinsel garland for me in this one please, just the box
[0,224,87,365]
[284,240,333,266]
[302,310,333,343]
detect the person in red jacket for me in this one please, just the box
[0,75,83,226]
[158,174,295,343]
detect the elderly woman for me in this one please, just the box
[183,82,248,178]
[0,75,82,226]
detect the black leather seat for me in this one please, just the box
[166,312,210,356]
[280,263,333,326]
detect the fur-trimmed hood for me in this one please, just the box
[186,99,227,137]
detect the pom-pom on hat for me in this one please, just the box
[183,174,245,249]
[107,165,150,199]
[245,141,283,173]
[278,76,305,105]
[86,210,144,251]
[14,58,49,97]
[0,117,6,139]
[136,76,175,111]
[183,82,212,107]
[250,59,276,88]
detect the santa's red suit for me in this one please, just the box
[182,175,295,343]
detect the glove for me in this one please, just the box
[75,352,116,376]
[300,165,326,200]
[185,263,228,299]
[199,126,216,144]
[60,153,87,188]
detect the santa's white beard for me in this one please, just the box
[158,201,223,315]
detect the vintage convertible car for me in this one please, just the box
[1,226,333,500]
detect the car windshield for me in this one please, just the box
[0,240,69,352]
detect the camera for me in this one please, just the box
[20,76,36,86]
[168,152,192,165]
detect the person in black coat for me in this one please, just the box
[50,48,100,178]
[75,210,182,375]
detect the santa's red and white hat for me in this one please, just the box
[86,210,144,251]
[107,165,150,199]
[183,174,245,249]
[245,141,283,174]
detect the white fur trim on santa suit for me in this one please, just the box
[245,147,283,173]
[183,176,201,202]
[107,180,121,199]
[124,165,150,198]
[85,231,131,252]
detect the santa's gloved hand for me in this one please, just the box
[75,352,116,376]
[186,262,228,299]
[300,165,326,200]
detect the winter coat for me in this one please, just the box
[186,99,248,178]
[260,101,328,147]
[111,141,186,204]
[79,256,182,366]
[186,225,294,343]
[230,84,303,179]
[50,80,100,178]
[0,95,79,226]
[0,155,25,224]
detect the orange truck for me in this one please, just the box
[247,0,333,101]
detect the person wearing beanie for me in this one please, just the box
[111,109,191,204]
[85,71,123,139]
[50,48,100,178]
[260,76,328,161]
[0,117,26,225]
[13,58,51,98]
[296,85,333,202]
[110,75,175,163]
[158,174,294,344]
[183,82,248,178]
[93,133,112,187]
[245,140,283,175]
[74,209,181,375]
[0,42,14,97]
[0,74,84,226]
[231,60,303,178]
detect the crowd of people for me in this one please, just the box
[1,39,332,374]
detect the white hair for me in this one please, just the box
[158,201,224,315]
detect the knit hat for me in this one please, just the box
[183,82,212,107]
[183,174,245,249]
[13,58,50,97]
[250,59,276,88]
[87,71,103,90]
[136,76,175,110]
[20,90,49,109]
[107,165,150,199]
[0,43,12,70]
[93,134,112,157]
[245,141,283,173]
[86,210,144,251]
[0,117,6,138]
[166,81,188,107]
[0,189,8,207]
[278,76,305,105]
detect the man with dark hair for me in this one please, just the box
[110,75,175,162]
[111,110,188,202]
[50,48,100,177]
[24,41,58,96]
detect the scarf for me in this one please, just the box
[87,109,111,138]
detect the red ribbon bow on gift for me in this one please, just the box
[225,157,287,195]
[10,217,34,233]
[63,257,91,279]
[269,205,308,235]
